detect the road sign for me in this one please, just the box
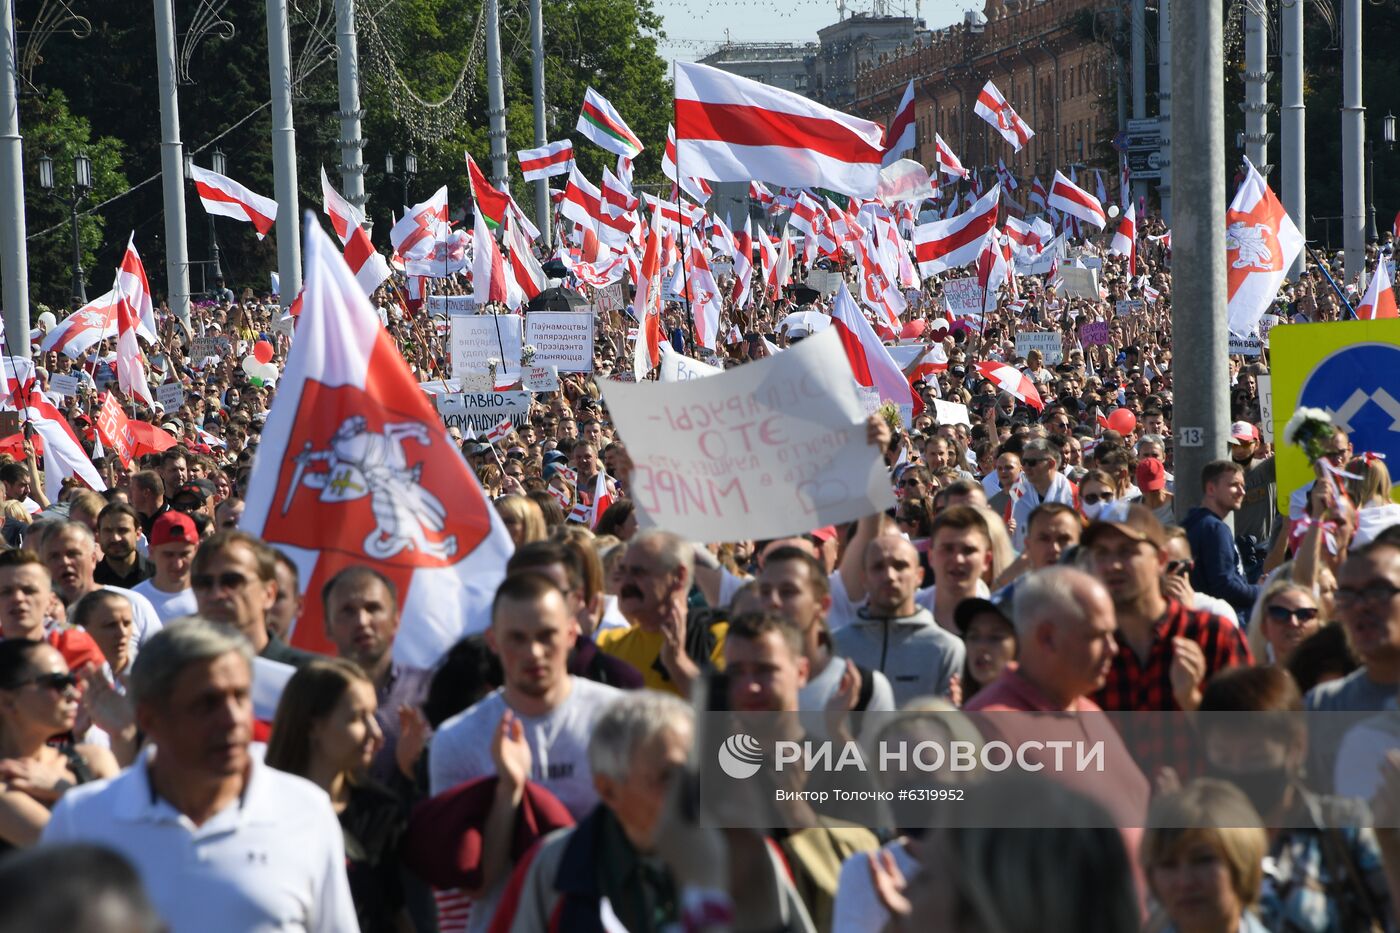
[1127,149,1163,181]
[1271,320,1400,511]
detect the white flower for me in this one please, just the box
[1282,406,1332,446]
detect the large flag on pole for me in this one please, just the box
[1109,203,1137,276]
[1357,257,1399,320]
[241,214,513,666]
[40,290,122,358]
[674,60,884,197]
[912,184,1000,275]
[1225,158,1303,335]
[189,165,277,239]
[881,80,916,166]
[116,235,159,340]
[389,186,449,261]
[320,166,365,243]
[974,81,1034,152]
[576,87,645,160]
[830,282,913,409]
[465,153,513,229]
[516,140,574,181]
[1047,170,1107,229]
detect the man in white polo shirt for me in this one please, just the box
[131,511,199,623]
[42,617,357,932]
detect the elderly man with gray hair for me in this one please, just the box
[964,567,1151,831]
[494,691,812,933]
[41,617,358,933]
[598,529,727,697]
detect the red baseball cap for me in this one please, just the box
[1135,457,1167,493]
[1230,420,1260,443]
[150,511,198,549]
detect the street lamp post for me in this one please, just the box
[385,151,417,207]
[1366,114,1396,244]
[38,151,92,305]
[185,149,228,293]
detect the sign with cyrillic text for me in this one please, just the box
[432,391,531,432]
[1015,331,1063,364]
[525,312,594,372]
[601,328,895,541]
[451,314,522,382]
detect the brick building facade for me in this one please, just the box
[852,0,1122,197]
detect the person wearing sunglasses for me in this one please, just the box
[0,639,117,851]
[1244,579,1322,666]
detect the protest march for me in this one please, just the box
[2,3,1400,932]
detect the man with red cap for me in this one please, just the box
[1228,419,1277,582]
[1135,457,1174,526]
[132,512,199,623]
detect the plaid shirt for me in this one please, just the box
[1092,598,1252,779]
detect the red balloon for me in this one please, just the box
[253,340,274,365]
[1106,408,1137,435]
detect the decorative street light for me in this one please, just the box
[38,152,93,305]
[385,151,417,206]
[1366,116,1394,243]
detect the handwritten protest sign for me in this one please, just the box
[1015,331,1063,364]
[658,343,723,381]
[49,374,80,397]
[1080,321,1111,345]
[427,295,476,315]
[155,381,185,411]
[600,329,895,542]
[1115,300,1143,318]
[451,314,522,382]
[933,400,971,427]
[1228,335,1263,357]
[524,364,560,393]
[525,312,595,372]
[943,276,985,317]
[1058,266,1099,300]
[432,391,531,433]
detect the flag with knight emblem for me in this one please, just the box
[241,213,513,667]
[1226,158,1303,336]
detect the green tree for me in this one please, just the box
[18,89,128,314]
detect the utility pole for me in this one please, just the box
[1157,0,1172,223]
[334,0,367,212]
[267,0,301,308]
[1281,0,1305,278]
[485,0,509,190]
[153,0,192,329]
[1130,0,1147,204]
[1341,0,1365,285]
[0,0,30,355]
[1171,0,1228,520]
[529,0,551,248]
[1242,0,1271,173]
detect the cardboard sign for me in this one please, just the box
[49,374,80,397]
[1058,266,1099,300]
[592,283,625,314]
[1080,321,1112,345]
[189,335,230,362]
[524,364,561,393]
[1228,335,1263,357]
[600,328,895,542]
[658,343,723,381]
[525,312,595,373]
[1259,313,1282,343]
[1257,374,1274,443]
[427,295,477,316]
[451,314,523,383]
[943,276,985,317]
[932,399,971,427]
[1015,331,1063,365]
[155,381,185,411]
[1115,299,1143,318]
[804,269,843,297]
[433,390,531,433]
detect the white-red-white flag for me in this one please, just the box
[40,290,121,358]
[933,133,969,178]
[633,213,664,376]
[27,396,104,501]
[343,225,393,297]
[830,283,912,409]
[1029,176,1048,211]
[116,235,158,340]
[390,186,449,261]
[685,231,722,350]
[1109,203,1137,276]
[731,215,754,310]
[484,417,514,445]
[560,167,633,250]
[472,211,523,310]
[912,184,1000,275]
[241,214,513,667]
[1047,170,1106,229]
[320,166,365,244]
[974,81,1034,152]
[1225,159,1304,336]
[113,286,153,408]
[516,140,574,182]
[504,214,546,303]
[882,80,916,167]
[976,361,1044,411]
[189,165,276,239]
[674,60,884,197]
[1357,259,1399,320]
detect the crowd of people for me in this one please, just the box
[0,204,1396,933]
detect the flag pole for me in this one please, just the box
[1305,243,1359,319]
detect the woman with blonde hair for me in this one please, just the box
[973,505,1015,584]
[1244,577,1323,665]
[1140,779,1269,933]
[266,658,408,932]
[1348,455,1400,546]
[493,494,546,547]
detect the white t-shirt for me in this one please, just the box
[130,579,198,624]
[428,677,623,933]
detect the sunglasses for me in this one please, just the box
[13,672,79,693]
[1082,492,1114,505]
[1022,458,1049,468]
[1266,605,1320,624]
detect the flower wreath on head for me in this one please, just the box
[1283,406,1360,554]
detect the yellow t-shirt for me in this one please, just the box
[596,622,728,695]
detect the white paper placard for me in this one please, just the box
[433,391,531,433]
[451,314,522,382]
[657,343,723,381]
[932,399,971,427]
[524,364,560,393]
[49,374,80,397]
[943,276,985,317]
[1015,331,1063,364]
[600,328,895,542]
[155,381,186,411]
[525,312,595,373]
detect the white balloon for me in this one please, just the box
[1107,204,1121,219]
[241,356,259,375]
[256,361,280,383]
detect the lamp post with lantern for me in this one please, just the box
[38,151,92,306]
[184,148,227,287]
[1370,113,1396,244]
[384,151,417,208]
